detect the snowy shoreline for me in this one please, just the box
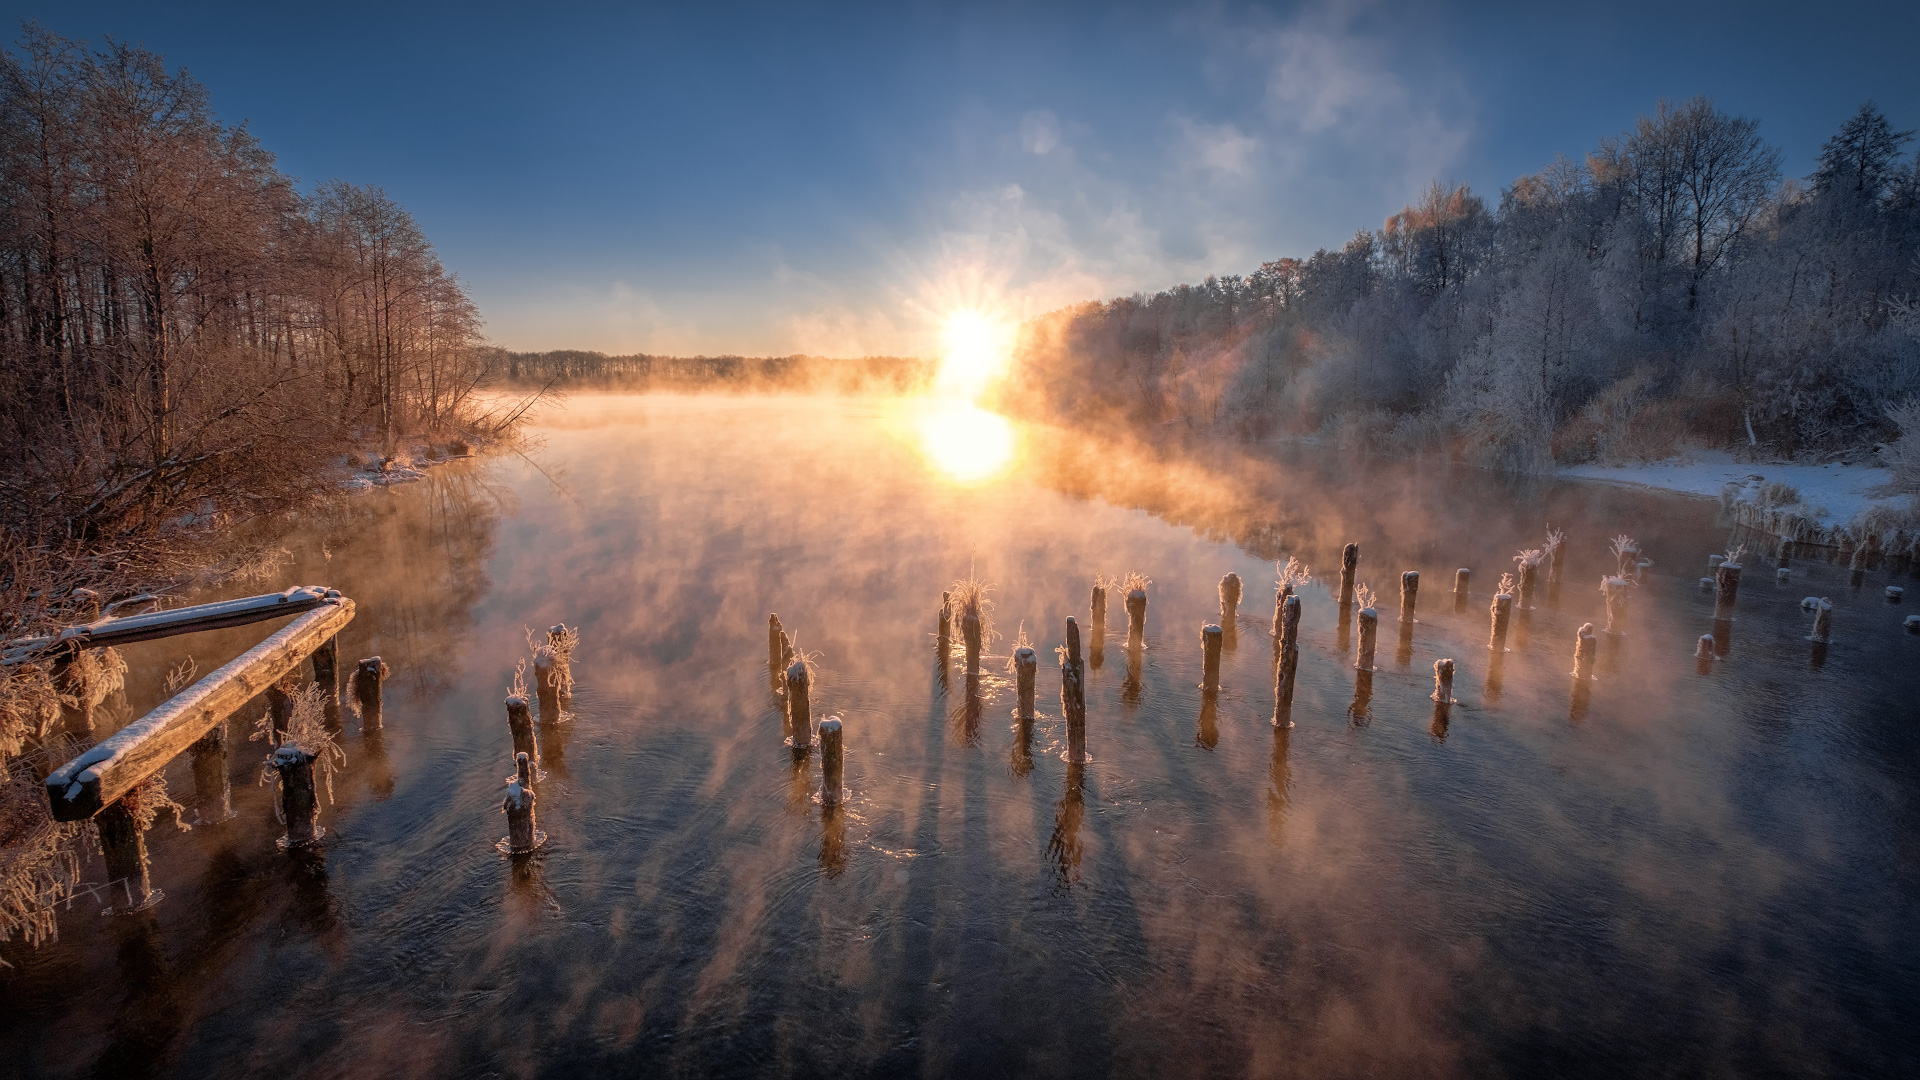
[1558,451,1917,554]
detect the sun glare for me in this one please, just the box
[916,401,1017,484]
[938,309,1013,401]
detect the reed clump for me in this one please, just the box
[254,683,346,818]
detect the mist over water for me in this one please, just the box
[5,394,1919,1078]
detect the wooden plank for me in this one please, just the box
[3,586,340,665]
[43,597,355,821]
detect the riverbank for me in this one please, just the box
[1559,451,1919,554]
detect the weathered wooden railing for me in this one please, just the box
[12,586,358,912]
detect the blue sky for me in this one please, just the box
[8,1,1918,355]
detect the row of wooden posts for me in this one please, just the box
[755,529,1914,791]
[498,626,576,855]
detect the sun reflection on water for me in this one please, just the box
[914,402,1018,484]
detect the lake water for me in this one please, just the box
[5,393,1919,1079]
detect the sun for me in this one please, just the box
[937,309,1013,401]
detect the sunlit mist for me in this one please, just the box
[937,309,1015,401]
[914,401,1018,484]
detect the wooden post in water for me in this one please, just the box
[768,614,785,684]
[1273,595,1301,726]
[1574,623,1598,680]
[1201,624,1222,691]
[270,745,322,848]
[534,652,560,725]
[189,723,233,824]
[1602,576,1630,634]
[96,800,159,911]
[1090,582,1108,666]
[1356,605,1378,671]
[1338,543,1359,606]
[1489,592,1513,652]
[937,592,952,663]
[1695,634,1716,673]
[265,677,294,743]
[1810,598,1832,644]
[1125,585,1148,646]
[1453,568,1470,614]
[547,625,574,707]
[1062,617,1087,763]
[1849,546,1867,589]
[1432,658,1455,703]
[354,657,388,733]
[312,635,341,729]
[506,694,538,767]
[962,611,982,677]
[1400,571,1419,621]
[502,752,539,854]
[786,659,813,750]
[1015,646,1037,720]
[1219,574,1242,628]
[1519,560,1539,609]
[820,716,844,808]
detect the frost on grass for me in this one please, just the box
[1514,547,1544,570]
[1495,572,1517,597]
[949,576,997,650]
[1721,543,1747,569]
[1120,571,1151,599]
[1353,583,1377,613]
[254,684,346,820]
[1882,398,1920,494]
[1275,557,1312,596]
[1004,623,1035,674]
[0,663,79,955]
[526,624,580,699]
[505,658,529,707]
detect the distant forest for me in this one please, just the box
[1004,98,1920,474]
[492,349,934,394]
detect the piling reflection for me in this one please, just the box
[360,730,396,799]
[1122,642,1143,706]
[1195,692,1219,749]
[1266,726,1292,845]
[1348,669,1374,726]
[1047,762,1086,889]
[819,806,848,877]
[1484,652,1506,704]
[1395,618,1415,667]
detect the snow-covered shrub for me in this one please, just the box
[1881,398,1920,494]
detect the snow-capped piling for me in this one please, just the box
[1453,568,1470,614]
[1889,586,1905,602]
[1516,550,1543,609]
[271,746,322,848]
[533,651,559,725]
[1614,537,1641,579]
[1432,658,1455,704]
[1400,571,1419,621]
[1489,589,1513,652]
[353,657,388,733]
[1695,634,1715,673]
[1090,579,1108,666]
[785,659,813,751]
[1123,573,1150,647]
[1355,590,1379,672]
[820,716,844,808]
[312,636,342,729]
[189,725,232,824]
[1338,544,1359,606]
[1810,598,1833,644]
[501,752,540,855]
[1708,554,1725,571]
[1277,593,1301,656]
[1601,576,1631,634]
[1574,623,1598,681]
[1905,614,1920,634]
[545,624,578,709]
[1062,617,1087,763]
[768,614,785,684]
[95,801,159,912]
[962,612,982,675]
[1714,553,1743,619]
[1201,624,1223,691]
[506,692,538,768]
[1220,573,1242,628]
[1014,646,1037,719]
[1849,546,1867,589]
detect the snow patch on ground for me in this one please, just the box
[1560,451,1904,524]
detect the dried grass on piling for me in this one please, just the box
[527,625,580,699]
[950,577,998,651]
[254,684,347,819]
[1276,558,1312,595]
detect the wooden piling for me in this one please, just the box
[937,592,952,662]
[1277,593,1300,656]
[1091,582,1108,661]
[1015,646,1037,719]
[354,656,388,733]
[1518,561,1538,610]
[1400,570,1419,621]
[265,678,294,743]
[1602,576,1630,634]
[96,800,159,912]
[1432,658,1454,703]
[189,722,233,824]
[820,716,844,808]
[534,653,560,725]
[1574,623,1597,680]
[1219,574,1242,628]
[1356,607,1378,671]
[502,751,540,854]
[1810,598,1832,644]
[1125,586,1148,646]
[962,612,982,676]
[1489,593,1513,652]
[1201,624,1222,691]
[1338,543,1359,606]
[506,695,538,767]
[547,625,575,707]
[312,635,342,729]
[786,659,813,750]
[1714,562,1742,619]
[768,614,785,685]
[1062,617,1087,763]
[1273,595,1301,726]
[1453,568,1470,614]
[1695,634,1715,673]
[270,746,322,848]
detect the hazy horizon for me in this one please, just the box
[7,0,1917,358]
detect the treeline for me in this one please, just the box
[494,349,934,394]
[1005,98,1920,472]
[0,26,493,554]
